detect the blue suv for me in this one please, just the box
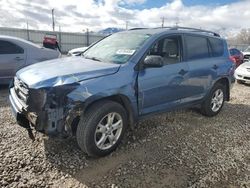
[9,27,235,157]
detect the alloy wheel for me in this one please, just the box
[211,89,224,112]
[94,112,123,150]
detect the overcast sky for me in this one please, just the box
[0,0,249,35]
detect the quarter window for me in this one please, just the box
[0,40,24,54]
[209,38,224,57]
[185,35,209,60]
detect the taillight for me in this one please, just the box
[229,56,236,75]
[229,56,236,64]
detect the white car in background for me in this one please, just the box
[234,61,250,84]
[67,47,88,56]
[242,46,250,62]
[0,35,61,84]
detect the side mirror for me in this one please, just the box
[143,55,164,68]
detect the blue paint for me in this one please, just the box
[9,27,235,136]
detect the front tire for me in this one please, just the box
[200,83,226,117]
[76,100,128,157]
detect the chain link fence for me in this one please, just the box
[0,27,106,53]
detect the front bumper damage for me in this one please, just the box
[9,78,83,138]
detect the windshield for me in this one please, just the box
[83,33,151,64]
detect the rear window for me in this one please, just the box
[185,35,209,60]
[0,40,24,54]
[229,49,235,55]
[209,38,224,57]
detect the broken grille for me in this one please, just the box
[14,77,29,104]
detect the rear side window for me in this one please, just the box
[185,35,209,60]
[0,40,24,54]
[209,38,224,57]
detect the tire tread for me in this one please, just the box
[76,100,127,157]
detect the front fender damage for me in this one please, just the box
[27,83,91,138]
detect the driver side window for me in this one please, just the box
[148,36,181,65]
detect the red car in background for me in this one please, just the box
[229,48,244,67]
[43,33,61,52]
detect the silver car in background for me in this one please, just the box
[0,35,61,84]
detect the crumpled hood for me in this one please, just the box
[17,57,120,88]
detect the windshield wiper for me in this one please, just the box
[84,56,101,62]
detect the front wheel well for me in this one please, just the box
[81,95,135,129]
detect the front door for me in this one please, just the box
[138,35,190,115]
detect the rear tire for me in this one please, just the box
[76,100,128,157]
[200,83,226,117]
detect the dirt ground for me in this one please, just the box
[0,83,249,188]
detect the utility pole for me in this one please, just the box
[125,20,129,30]
[59,25,62,50]
[161,17,165,28]
[175,17,180,27]
[86,28,89,46]
[52,8,55,31]
[26,21,30,41]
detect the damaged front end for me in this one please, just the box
[9,77,83,138]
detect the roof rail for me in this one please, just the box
[129,28,148,31]
[156,26,221,37]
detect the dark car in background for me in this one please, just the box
[229,48,244,67]
[9,27,235,157]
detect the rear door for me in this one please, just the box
[0,40,26,80]
[181,35,224,103]
[138,35,190,115]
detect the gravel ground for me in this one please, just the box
[0,83,249,188]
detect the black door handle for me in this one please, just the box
[15,57,24,61]
[178,69,188,75]
[212,64,218,70]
